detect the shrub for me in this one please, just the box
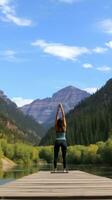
[0,139,7,153]
[39,146,53,163]
[4,144,14,160]
[67,146,81,164]
[0,144,3,168]
[101,139,112,164]
[82,144,98,164]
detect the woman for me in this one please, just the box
[54,103,67,172]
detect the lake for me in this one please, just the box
[0,165,39,185]
[0,164,112,185]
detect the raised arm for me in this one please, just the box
[59,103,66,131]
[55,105,60,130]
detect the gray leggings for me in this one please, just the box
[54,140,67,169]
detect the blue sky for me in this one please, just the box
[0,0,112,106]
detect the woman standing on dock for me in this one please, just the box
[54,103,67,172]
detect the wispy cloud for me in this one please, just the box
[56,0,81,3]
[31,39,90,61]
[92,47,108,54]
[32,39,109,61]
[0,49,30,62]
[96,65,112,72]
[0,0,32,26]
[0,49,17,61]
[84,87,98,94]
[98,19,112,34]
[12,97,33,107]
[105,40,112,48]
[82,62,112,73]
[3,49,16,58]
[82,63,93,69]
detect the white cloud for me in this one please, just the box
[4,49,16,57]
[0,49,30,62]
[12,97,34,107]
[96,65,112,72]
[98,19,112,34]
[56,0,80,3]
[4,14,32,26]
[82,63,93,69]
[0,49,17,61]
[105,40,112,48]
[84,88,98,94]
[93,47,107,54]
[32,39,90,61]
[0,0,32,26]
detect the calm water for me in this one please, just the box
[0,165,39,185]
[0,164,112,185]
[72,165,112,179]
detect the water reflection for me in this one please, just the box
[0,164,112,185]
[0,165,39,185]
[66,164,112,179]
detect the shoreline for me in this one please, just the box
[1,157,17,172]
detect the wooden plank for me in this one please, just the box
[0,170,112,199]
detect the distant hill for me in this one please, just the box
[40,79,112,146]
[0,90,45,145]
[21,86,90,128]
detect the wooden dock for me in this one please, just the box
[0,170,112,199]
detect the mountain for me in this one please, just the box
[40,79,112,146]
[0,90,45,145]
[21,86,90,128]
[0,90,12,104]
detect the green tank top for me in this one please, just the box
[56,132,66,140]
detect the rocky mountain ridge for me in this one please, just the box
[21,86,90,127]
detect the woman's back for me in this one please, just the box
[53,103,67,171]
